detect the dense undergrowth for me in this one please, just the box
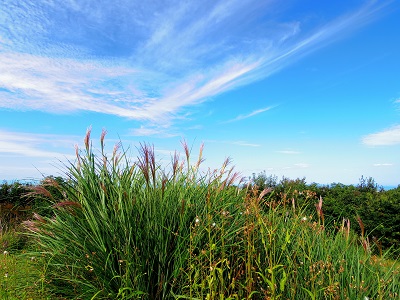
[1,129,399,299]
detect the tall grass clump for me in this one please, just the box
[25,129,399,299]
[25,129,246,299]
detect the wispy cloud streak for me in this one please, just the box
[362,125,400,146]
[277,150,301,154]
[0,129,76,158]
[0,0,394,129]
[224,106,275,123]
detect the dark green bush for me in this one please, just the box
[250,172,400,252]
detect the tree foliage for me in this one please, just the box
[250,173,400,251]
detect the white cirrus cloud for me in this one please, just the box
[373,163,393,167]
[0,0,394,129]
[205,139,260,147]
[0,129,76,158]
[277,150,301,154]
[362,125,400,146]
[223,106,276,123]
[231,141,261,147]
[282,163,310,170]
[294,163,309,168]
[130,126,179,138]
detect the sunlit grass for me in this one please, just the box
[0,251,56,300]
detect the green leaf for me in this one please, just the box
[279,269,287,292]
[301,287,315,300]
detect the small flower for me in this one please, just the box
[301,217,307,221]
[3,250,9,255]
[195,217,200,223]
[4,272,8,278]
[212,222,216,227]
[86,265,94,272]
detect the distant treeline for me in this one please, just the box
[250,172,400,251]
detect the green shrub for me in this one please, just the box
[0,181,33,206]
[251,171,400,252]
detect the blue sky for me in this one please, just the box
[1,0,400,186]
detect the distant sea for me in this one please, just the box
[382,185,397,191]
